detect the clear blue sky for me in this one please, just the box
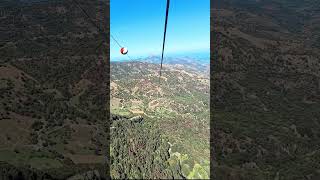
[110,0,210,60]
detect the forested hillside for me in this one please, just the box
[110,61,210,179]
[110,114,186,179]
[0,0,108,179]
[212,0,320,179]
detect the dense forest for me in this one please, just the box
[110,114,185,179]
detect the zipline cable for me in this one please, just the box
[70,0,133,62]
[70,0,107,39]
[110,34,122,48]
[110,33,134,61]
[159,0,170,84]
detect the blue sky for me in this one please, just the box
[110,0,210,60]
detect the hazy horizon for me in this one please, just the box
[110,50,210,64]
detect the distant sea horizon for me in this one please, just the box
[111,50,210,64]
